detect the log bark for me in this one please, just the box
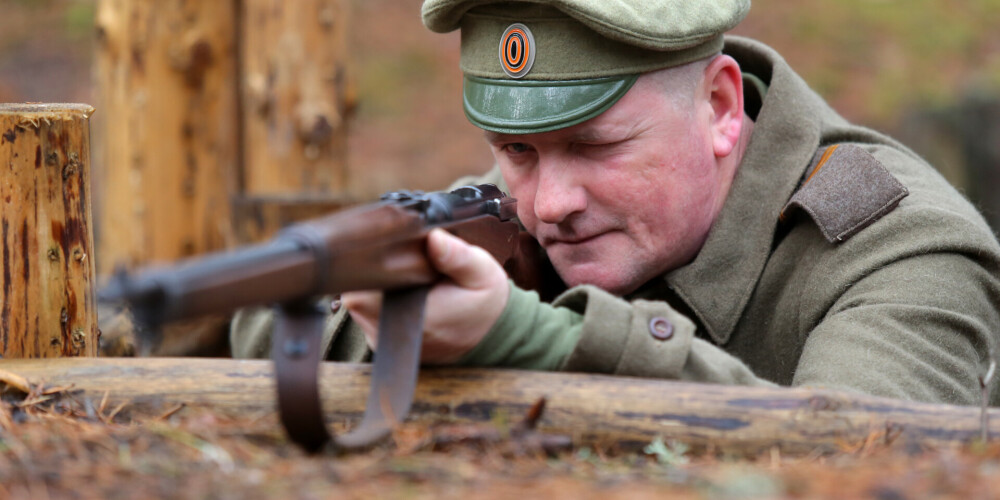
[93,0,239,270]
[240,0,352,198]
[230,193,350,244]
[93,0,354,259]
[0,104,98,358]
[3,357,998,453]
[235,0,354,244]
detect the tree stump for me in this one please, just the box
[0,103,98,358]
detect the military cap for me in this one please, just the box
[422,0,751,134]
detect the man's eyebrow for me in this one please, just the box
[483,131,507,144]
[566,130,603,142]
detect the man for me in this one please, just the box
[233,0,1000,405]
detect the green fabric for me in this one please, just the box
[456,7,726,80]
[428,1,735,136]
[454,36,1000,406]
[229,298,370,363]
[463,74,638,134]
[423,0,750,51]
[456,282,583,368]
[229,36,1000,407]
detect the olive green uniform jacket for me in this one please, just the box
[231,37,1000,406]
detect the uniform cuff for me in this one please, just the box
[557,285,695,378]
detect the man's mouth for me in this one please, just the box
[540,231,607,247]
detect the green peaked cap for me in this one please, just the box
[422,0,751,134]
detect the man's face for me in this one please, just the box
[486,73,730,295]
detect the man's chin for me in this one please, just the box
[554,264,635,296]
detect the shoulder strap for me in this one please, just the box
[781,144,909,243]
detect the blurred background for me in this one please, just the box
[2,0,999,222]
[2,0,998,356]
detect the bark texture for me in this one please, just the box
[236,0,354,242]
[93,0,239,270]
[0,104,98,358]
[3,357,998,453]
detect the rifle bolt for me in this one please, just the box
[284,339,309,359]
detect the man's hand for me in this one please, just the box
[341,228,511,364]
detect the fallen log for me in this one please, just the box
[2,357,997,454]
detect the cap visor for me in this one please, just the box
[463,74,639,135]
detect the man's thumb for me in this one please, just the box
[426,228,497,289]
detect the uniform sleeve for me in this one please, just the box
[229,298,370,362]
[458,282,777,387]
[791,251,998,405]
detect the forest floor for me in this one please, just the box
[2,377,1000,500]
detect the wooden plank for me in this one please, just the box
[2,357,997,453]
[0,104,98,357]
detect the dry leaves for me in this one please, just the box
[0,373,999,499]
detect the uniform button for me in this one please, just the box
[330,298,342,314]
[649,317,674,340]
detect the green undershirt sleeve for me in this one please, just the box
[456,281,583,369]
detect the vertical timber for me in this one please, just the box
[0,104,98,358]
[93,0,239,270]
[236,0,353,242]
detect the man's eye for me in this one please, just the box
[504,143,529,154]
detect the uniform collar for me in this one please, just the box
[663,36,824,345]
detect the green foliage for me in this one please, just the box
[63,0,95,41]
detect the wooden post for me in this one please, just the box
[0,104,98,358]
[237,0,354,242]
[93,0,354,258]
[93,0,239,271]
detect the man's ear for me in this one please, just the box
[702,55,744,158]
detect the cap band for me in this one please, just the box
[461,8,725,80]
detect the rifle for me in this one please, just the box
[99,184,554,452]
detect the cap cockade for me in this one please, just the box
[499,23,536,78]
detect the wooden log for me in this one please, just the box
[234,0,354,244]
[240,0,353,199]
[230,193,351,244]
[0,104,98,358]
[93,0,239,270]
[2,357,998,453]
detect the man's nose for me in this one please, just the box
[533,160,587,225]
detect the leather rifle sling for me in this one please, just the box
[272,286,429,452]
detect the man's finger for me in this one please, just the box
[341,290,383,348]
[426,228,500,289]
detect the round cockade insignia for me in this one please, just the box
[499,23,535,79]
